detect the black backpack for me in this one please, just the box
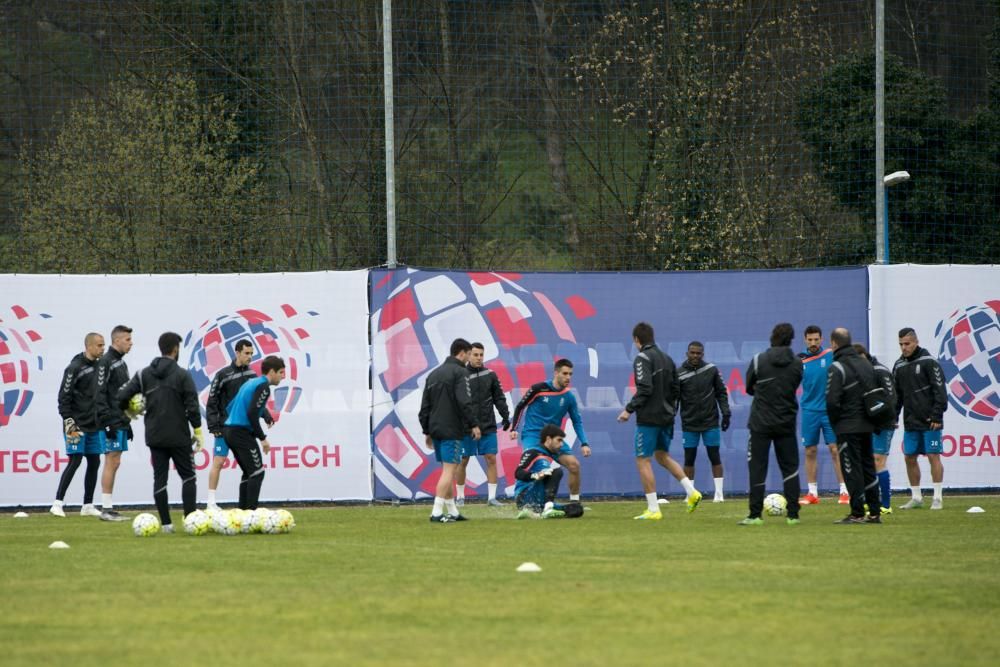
[836,355,896,431]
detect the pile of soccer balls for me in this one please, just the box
[132,508,295,537]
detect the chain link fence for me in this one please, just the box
[2,1,997,273]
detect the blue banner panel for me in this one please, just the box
[370,268,868,500]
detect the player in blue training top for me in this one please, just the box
[798,325,848,505]
[509,359,590,502]
[222,355,285,511]
[513,424,582,519]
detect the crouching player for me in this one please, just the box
[513,425,584,520]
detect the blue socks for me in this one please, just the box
[878,469,891,509]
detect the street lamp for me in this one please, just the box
[882,170,910,264]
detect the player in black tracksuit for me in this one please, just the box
[893,327,948,509]
[95,325,133,521]
[204,339,272,509]
[826,329,880,523]
[743,323,803,523]
[117,332,203,531]
[50,333,107,517]
[455,343,511,506]
[418,338,480,522]
[677,342,732,499]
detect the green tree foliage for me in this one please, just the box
[568,1,864,270]
[797,51,999,263]
[17,73,268,273]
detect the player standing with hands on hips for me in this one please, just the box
[116,332,203,533]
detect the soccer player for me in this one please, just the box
[222,355,286,511]
[617,322,701,519]
[455,342,510,507]
[677,341,731,502]
[116,332,203,533]
[893,327,948,510]
[509,359,590,502]
[855,343,898,514]
[740,322,803,526]
[419,338,481,523]
[513,424,583,519]
[854,343,898,515]
[798,325,849,505]
[95,324,133,521]
[826,328,881,524]
[50,332,106,518]
[204,339,272,510]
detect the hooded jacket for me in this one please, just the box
[116,356,201,449]
[825,345,875,434]
[466,365,510,433]
[96,347,131,432]
[746,346,803,434]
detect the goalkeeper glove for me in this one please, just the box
[721,414,731,432]
[531,468,553,481]
[191,427,205,453]
[63,418,81,444]
[501,419,511,431]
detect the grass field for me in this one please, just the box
[3,496,999,667]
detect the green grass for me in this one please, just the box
[3,497,999,666]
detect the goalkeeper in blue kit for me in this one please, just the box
[513,424,583,519]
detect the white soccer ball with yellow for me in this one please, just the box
[271,509,295,534]
[763,493,788,517]
[132,512,160,537]
[210,509,238,535]
[183,510,211,536]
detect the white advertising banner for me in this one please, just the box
[0,271,372,505]
[869,264,1000,489]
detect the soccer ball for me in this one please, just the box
[125,393,146,419]
[272,509,296,534]
[132,512,160,537]
[763,493,788,517]
[183,510,211,536]
[210,509,238,536]
[249,508,273,534]
[229,509,254,534]
[260,510,282,534]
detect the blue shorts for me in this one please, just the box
[462,431,498,457]
[524,438,573,459]
[634,424,673,458]
[213,436,229,457]
[65,430,105,456]
[801,410,835,447]
[682,428,721,449]
[872,429,895,456]
[104,429,129,453]
[903,430,943,456]
[433,439,463,465]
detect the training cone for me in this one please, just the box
[516,562,542,573]
[13,511,29,518]
[48,541,70,549]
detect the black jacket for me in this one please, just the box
[677,360,731,432]
[58,352,101,431]
[625,343,678,426]
[893,346,948,431]
[96,348,131,431]
[746,346,803,435]
[825,346,875,434]
[871,356,898,428]
[419,357,477,441]
[117,356,201,449]
[205,363,259,434]
[466,365,510,433]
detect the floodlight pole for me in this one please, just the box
[383,0,398,269]
[875,0,887,264]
